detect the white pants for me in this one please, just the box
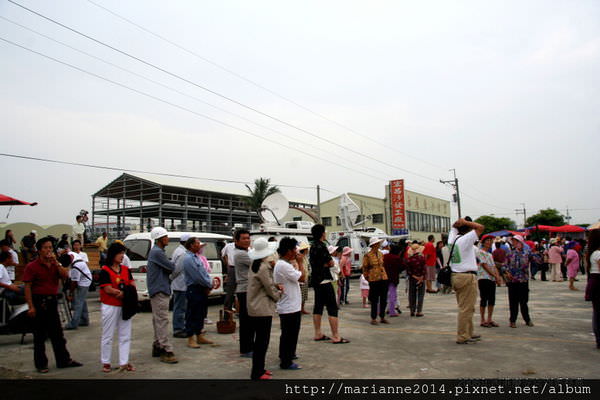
[101,303,132,365]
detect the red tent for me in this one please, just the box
[549,225,586,233]
[0,194,38,206]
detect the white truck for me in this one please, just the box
[123,231,231,303]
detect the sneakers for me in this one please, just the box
[281,363,302,370]
[526,321,535,327]
[240,352,253,358]
[160,351,178,364]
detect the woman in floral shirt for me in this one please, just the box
[501,235,534,328]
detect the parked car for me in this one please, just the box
[123,232,231,304]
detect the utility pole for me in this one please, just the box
[515,203,526,229]
[316,185,321,223]
[565,206,572,225]
[440,169,461,218]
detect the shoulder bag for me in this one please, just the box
[437,235,461,286]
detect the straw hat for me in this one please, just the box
[297,242,310,252]
[248,237,277,260]
[368,237,384,247]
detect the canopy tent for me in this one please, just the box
[527,224,586,233]
[589,221,600,230]
[487,230,524,237]
[0,194,38,206]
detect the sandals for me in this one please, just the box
[480,322,490,328]
[102,364,111,373]
[331,338,350,344]
[488,321,499,327]
[313,335,331,341]
[37,367,49,374]
[119,363,136,372]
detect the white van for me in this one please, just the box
[249,224,313,246]
[123,232,231,303]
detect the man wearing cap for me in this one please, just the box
[147,227,177,364]
[448,217,484,344]
[170,233,190,338]
[72,215,85,244]
[500,235,534,328]
[21,231,37,264]
[182,237,214,348]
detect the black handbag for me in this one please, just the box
[437,235,461,286]
[121,285,139,320]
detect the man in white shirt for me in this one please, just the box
[274,237,305,370]
[448,217,485,344]
[72,215,85,243]
[0,252,25,304]
[63,250,93,329]
[221,241,237,311]
[0,240,19,281]
[170,234,191,338]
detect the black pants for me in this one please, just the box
[250,316,272,380]
[279,311,302,368]
[478,279,496,307]
[185,285,208,337]
[408,277,425,314]
[32,295,71,369]
[224,266,236,310]
[540,263,548,281]
[236,292,255,354]
[507,282,531,323]
[368,280,388,320]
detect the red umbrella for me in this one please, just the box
[0,194,38,206]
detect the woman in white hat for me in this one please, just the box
[362,237,389,325]
[247,237,282,380]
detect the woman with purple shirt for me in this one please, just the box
[501,235,534,328]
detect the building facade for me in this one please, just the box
[318,188,451,242]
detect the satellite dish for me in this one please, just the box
[260,193,289,225]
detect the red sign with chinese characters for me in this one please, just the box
[390,179,407,233]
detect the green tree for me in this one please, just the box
[526,208,565,227]
[474,215,517,234]
[244,178,281,218]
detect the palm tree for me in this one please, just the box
[244,178,281,218]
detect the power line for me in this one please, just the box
[85,0,448,172]
[0,152,318,189]
[0,15,406,188]
[7,0,444,185]
[0,36,397,187]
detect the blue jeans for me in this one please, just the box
[172,290,187,333]
[66,285,89,328]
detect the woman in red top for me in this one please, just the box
[339,247,353,305]
[99,242,136,373]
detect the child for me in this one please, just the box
[359,274,370,308]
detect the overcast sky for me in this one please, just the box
[1,0,599,228]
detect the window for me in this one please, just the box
[336,216,341,226]
[293,216,302,221]
[322,217,332,226]
[372,213,383,223]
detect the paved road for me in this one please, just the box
[0,277,596,379]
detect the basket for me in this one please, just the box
[216,309,236,334]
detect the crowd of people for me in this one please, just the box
[1,217,599,378]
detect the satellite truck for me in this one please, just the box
[328,194,409,273]
[249,193,315,245]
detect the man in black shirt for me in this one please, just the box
[309,224,349,344]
